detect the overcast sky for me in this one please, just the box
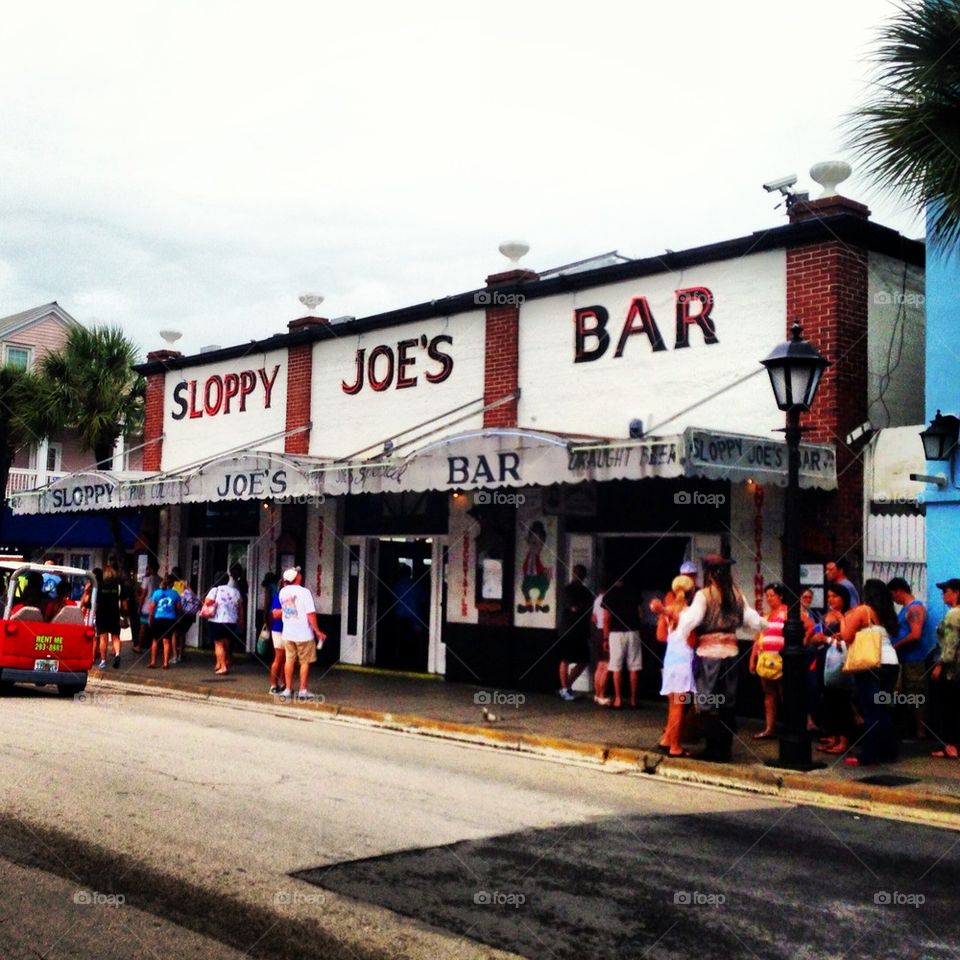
[0,0,920,357]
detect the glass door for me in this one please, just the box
[340,537,377,665]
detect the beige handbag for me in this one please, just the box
[842,624,883,673]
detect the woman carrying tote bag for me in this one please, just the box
[202,571,244,676]
[839,579,900,767]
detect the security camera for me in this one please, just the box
[763,175,798,193]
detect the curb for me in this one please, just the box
[96,673,960,829]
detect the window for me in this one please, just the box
[46,443,62,473]
[4,345,31,370]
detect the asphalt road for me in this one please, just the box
[0,681,957,959]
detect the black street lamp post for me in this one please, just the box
[761,322,830,770]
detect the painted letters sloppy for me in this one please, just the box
[171,365,280,420]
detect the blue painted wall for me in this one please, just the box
[923,234,960,623]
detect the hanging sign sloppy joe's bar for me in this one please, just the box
[9,427,836,516]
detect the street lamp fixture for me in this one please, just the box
[761,322,831,411]
[919,410,960,462]
[761,322,830,771]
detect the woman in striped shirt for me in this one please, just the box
[750,583,788,740]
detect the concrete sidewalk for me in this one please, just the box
[93,641,960,827]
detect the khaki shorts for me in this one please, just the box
[608,631,643,672]
[284,639,317,666]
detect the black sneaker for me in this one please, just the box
[112,655,121,669]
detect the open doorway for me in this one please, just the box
[183,538,252,651]
[375,537,432,672]
[598,535,690,697]
[599,536,689,598]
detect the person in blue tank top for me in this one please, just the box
[889,577,936,740]
[149,575,182,670]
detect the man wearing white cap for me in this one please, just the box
[278,567,326,701]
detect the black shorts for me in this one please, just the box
[209,622,240,645]
[151,619,177,641]
[96,618,121,636]
[559,629,590,665]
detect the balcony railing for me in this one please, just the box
[5,468,64,496]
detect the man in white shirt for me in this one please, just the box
[278,567,326,702]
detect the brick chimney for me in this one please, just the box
[142,349,182,471]
[789,195,871,223]
[288,316,330,332]
[284,322,321,454]
[786,167,870,573]
[483,243,537,428]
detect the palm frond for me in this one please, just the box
[844,0,960,251]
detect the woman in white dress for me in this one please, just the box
[659,575,697,757]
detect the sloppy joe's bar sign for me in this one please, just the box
[13,429,838,515]
[686,429,837,490]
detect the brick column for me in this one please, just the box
[143,349,180,471]
[786,197,870,572]
[285,317,324,454]
[482,269,537,428]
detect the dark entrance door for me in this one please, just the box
[599,536,690,697]
[375,538,432,672]
[198,540,250,651]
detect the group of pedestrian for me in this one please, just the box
[560,554,764,760]
[92,556,328,698]
[127,562,202,669]
[809,571,959,764]
[557,553,960,766]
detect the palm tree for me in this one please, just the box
[845,0,960,251]
[0,365,47,527]
[31,325,145,560]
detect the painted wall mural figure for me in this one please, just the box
[517,521,551,614]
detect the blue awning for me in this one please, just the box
[0,508,143,550]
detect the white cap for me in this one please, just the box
[679,561,698,576]
[281,567,301,583]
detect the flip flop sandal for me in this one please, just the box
[668,749,693,758]
[931,750,960,759]
[752,732,776,740]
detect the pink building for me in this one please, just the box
[1,302,144,567]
